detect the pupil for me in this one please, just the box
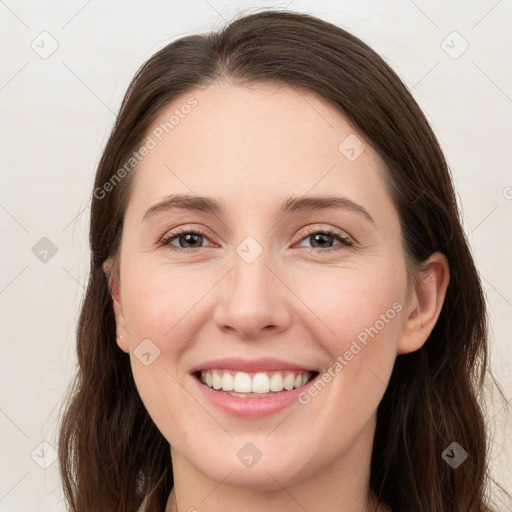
[311,233,332,248]
[181,234,202,248]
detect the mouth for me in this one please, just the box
[193,369,320,398]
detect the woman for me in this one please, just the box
[57,9,509,512]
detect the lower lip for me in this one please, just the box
[192,374,319,418]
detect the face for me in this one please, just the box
[110,80,425,491]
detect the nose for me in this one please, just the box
[212,248,292,340]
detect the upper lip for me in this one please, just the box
[189,357,319,374]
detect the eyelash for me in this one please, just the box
[158,226,354,254]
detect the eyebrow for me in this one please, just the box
[142,193,375,225]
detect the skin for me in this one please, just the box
[105,80,449,512]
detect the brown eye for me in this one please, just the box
[296,228,353,252]
[159,229,214,251]
[172,233,206,249]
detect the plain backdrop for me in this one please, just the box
[1,1,511,510]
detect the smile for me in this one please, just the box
[197,369,318,397]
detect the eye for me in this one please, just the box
[158,226,354,254]
[159,228,215,252]
[294,228,353,253]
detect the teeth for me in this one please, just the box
[283,373,295,390]
[221,372,234,391]
[233,372,252,392]
[199,369,313,394]
[212,371,222,390]
[252,372,270,393]
[269,372,283,392]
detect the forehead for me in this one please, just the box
[127,80,393,221]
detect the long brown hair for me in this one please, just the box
[57,9,509,512]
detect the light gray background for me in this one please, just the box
[1,1,511,510]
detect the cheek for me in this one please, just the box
[293,268,403,424]
[121,267,208,445]
[122,263,201,342]
[294,266,405,355]
[121,254,405,367]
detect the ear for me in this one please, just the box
[397,252,450,355]
[103,258,129,353]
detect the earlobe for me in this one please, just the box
[397,252,450,355]
[103,258,129,353]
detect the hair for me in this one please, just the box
[57,8,510,512]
